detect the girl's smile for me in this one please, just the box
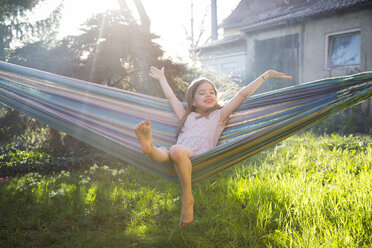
[193,82,217,113]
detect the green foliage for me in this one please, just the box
[308,108,372,135]
[0,140,100,177]
[6,8,191,99]
[0,143,49,166]
[0,125,112,176]
[0,0,43,19]
[3,4,189,151]
[0,109,28,142]
[0,107,43,142]
[67,10,163,91]
[0,133,371,247]
[0,0,61,60]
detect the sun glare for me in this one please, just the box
[53,0,241,58]
[59,0,118,37]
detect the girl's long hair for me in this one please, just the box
[176,78,222,137]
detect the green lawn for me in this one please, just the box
[1,132,371,247]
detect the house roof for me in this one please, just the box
[222,0,372,32]
[191,34,244,52]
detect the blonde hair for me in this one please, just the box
[177,78,222,137]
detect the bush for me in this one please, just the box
[308,108,372,135]
[0,108,29,142]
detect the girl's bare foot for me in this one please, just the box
[134,119,153,154]
[179,196,194,228]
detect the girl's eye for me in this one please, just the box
[198,90,215,96]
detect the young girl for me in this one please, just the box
[135,66,292,227]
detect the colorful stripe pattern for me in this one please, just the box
[0,61,371,182]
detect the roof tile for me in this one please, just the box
[222,0,372,32]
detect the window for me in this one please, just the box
[327,31,360,68]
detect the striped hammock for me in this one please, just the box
[0,61,371,182]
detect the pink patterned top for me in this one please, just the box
[176,109,226,155]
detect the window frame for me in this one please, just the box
[325,29,361,70]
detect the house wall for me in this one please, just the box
[242,9,372,81]
[302,9,372,81]
[240,8,372,112]
[198,51,247,76]
[198,8,372,112]
[223,26,243,37]
[198,41,247,76]
[302,9,372,112]
[244,25,302,77]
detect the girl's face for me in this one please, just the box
[192,82,217,114]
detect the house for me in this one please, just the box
[194,0,372,106]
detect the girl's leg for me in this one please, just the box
[134,120,170,163]
[169,145,195,228]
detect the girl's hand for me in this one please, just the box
[264,70,292,80]
[149,66,165,80]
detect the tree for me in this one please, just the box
[4,0,190,152]
[0,0,42,20]
[185,1,211,61]
[0,0,62,60]
[8,0,189,99]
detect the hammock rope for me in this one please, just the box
[0,61,371,182]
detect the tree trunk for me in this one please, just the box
[132,0,151,32]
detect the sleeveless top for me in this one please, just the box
[176,109,226,155]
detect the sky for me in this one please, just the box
[35,0,241,61]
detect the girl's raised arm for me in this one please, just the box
[149,66,186,120]
[220,70,292,122]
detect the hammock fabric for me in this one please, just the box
[0,61,371,182]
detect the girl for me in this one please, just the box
[135,66,292,228]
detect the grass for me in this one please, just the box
[0,132,371,247]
